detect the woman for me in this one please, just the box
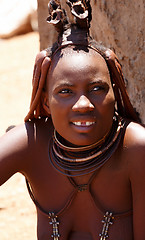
[1,0,145,239]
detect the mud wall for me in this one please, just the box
[37,0,145,122]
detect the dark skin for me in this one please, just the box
[1,47,145,240]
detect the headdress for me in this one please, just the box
[25,0,139,122]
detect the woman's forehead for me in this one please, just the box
[46,46,111,89]
[50,46,108,72]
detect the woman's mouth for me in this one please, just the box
[71,120,96,133]
[72,121,95,126]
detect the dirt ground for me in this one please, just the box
[0,32,40,239]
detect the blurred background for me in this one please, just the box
[0,1,38,239]
[0,0,39,136]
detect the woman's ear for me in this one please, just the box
[42,93,51,115]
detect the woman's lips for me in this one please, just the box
[72,121,95,126]
[71,121,96,133]
[70,115,96,133]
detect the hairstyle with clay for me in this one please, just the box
[25,0,139,122]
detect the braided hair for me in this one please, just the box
[25,0,139,122]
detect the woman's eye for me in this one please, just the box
[91,86,104,92]
[59,89,72,95]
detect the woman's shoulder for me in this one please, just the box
[121,121,145,201]
[122,120,145,174]
[0,117,53,156]
[124,121,145,148]
[0,118,54,184]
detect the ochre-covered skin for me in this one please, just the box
[1,118,145,239]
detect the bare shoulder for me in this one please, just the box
[123,121,145,179]
[0,117,53,152]
[124,121,145,147]
[0,118,53,185]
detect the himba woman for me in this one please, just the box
[1,0,145,239]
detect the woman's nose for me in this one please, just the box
[72,95,94,112]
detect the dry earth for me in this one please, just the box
[0,32,40,239]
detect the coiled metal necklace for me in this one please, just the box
[48,115,125,177]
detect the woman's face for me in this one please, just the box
[47,48,115,146]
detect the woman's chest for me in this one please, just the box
[25,155,133,240]
[27,152,132,214]
[36,195,133,240]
